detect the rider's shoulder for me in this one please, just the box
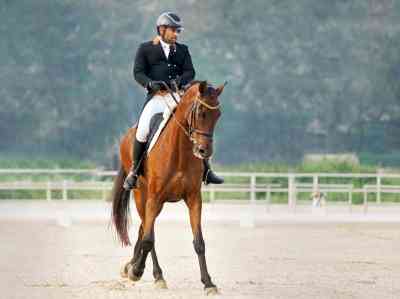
[175,42,190,52]
[139,40,155,49]
[137,39,190,52]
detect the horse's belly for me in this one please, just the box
[166,197,182,203]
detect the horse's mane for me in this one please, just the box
[179,80,203,104]
[183,80,219,102]
[182,80,216,98]
[185,80,203,89]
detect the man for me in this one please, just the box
[123,11,224,190]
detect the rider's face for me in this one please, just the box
[160,26,180,44]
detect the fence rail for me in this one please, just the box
[1,169,400,214]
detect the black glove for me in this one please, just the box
[147,81,162,93]
[174,76,182,89]
[170,78,179,92]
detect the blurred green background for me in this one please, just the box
[1,0,400,167]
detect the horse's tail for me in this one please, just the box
[111,164,132,246]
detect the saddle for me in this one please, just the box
[134,112,167,176]
[146,112,165,151]
[145,90,181,155]
[136,90,180,174]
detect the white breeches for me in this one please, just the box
[135,92,181,142]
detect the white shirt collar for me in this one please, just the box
[159,37,171,59]
[159,37,170,49]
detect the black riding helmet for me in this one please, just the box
[156,12,184,34]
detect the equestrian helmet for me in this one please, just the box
[156,12,183,30]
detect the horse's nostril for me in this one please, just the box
[198,148,206,155]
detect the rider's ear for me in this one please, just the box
[216,81,227,96]
[199,81,208,96]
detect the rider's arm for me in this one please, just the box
[179,46,196,87]
[133,44,151,89]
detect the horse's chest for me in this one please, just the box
[162,171,195,200]
[170,171,188,193]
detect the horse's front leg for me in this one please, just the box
[130,198,163,281]
[185,193,218,295]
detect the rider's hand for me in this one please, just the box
[174,76,182,89]
[170,78,179,92]
[147,81,162,93]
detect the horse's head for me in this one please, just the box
[183,81,225,160]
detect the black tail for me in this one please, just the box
[111,165,132,246]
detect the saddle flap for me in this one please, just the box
[147,113,164,150]
[146,112,172,155]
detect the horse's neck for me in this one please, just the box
[161,98,198,170]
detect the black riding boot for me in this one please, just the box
[203,159,224,185]
[123,139,147,190]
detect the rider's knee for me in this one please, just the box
[135,129,148,143]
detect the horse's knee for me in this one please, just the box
[193,238,205,255]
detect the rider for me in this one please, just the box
[123,11,224,190]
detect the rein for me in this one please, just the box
[152,81,220,143]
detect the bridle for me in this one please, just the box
[187,95,220,142]
[152,81,220,144]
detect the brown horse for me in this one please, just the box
[111,80,225,294]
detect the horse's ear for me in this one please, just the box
[216,81,227,96]
[199,81,208,95]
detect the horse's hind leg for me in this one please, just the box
[121,188,148,281]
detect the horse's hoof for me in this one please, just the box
[127,266,142,282]
[120,262,131,278]
[155,278,168,289]
[205,286,219,295]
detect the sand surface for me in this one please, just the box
[1,217,399,299]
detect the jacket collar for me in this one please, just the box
[152,36,178,60]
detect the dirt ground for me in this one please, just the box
[1,218,399,299]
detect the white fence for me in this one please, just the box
[1,169,400,213]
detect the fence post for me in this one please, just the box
[363,186,368,214]
[348,185,353,214]
[102,183,107,201]
[46,181,52,201]
[250,174,256,203]
[62,180,68,201]
[288,174,296,212]
[240,174,256,228]
[376,173,381,204]
[265,184,271,212]
[210,185,216,203]
[313,174,319,194]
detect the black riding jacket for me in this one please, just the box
[133,39,195,92]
